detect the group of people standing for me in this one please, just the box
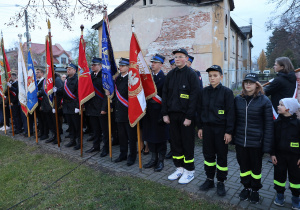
[1,48,300,208]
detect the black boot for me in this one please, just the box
[154,153,164,172]
[74,138,81,150]
[143,153,158,168]
[65,138,76,147]
[45,133,56,143]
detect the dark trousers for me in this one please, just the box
[89,114,109,151]
[148,141,167,156]
[11,104,22,131]
[40,110,49,136]
[203,125,228,181]
[274,152,300,196]
[117,122,137,161]
[65,114,80,140]
[169,113,195,171]
[236,145,263,191]
[21,109,33,134]
[44,111,56,135]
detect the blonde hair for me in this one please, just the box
[241,81,264,98]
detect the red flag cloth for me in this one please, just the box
[128,33,156,127]
[78,35,95,107]
[45,38,54,96]
[1,39,11,82]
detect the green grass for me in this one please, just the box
[0,135,225,210]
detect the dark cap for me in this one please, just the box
[172,48,188,56]
[188,55,194,63]
[169,59,175,65]
[206,65,222,75]
[67,63,78,71]
[91,57,102,64]
[243,73,259,83]
[119,57,130,66]
[151,54,165,63]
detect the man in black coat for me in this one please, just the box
[84,57,109,157]
[36,68,46,138]
[7,73,23,134]
[63,63,81,150]
[142,54,168,172]
[114,58,137,166]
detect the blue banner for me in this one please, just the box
[101,20,118,96]
[27,51,39,114]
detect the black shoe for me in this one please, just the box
[127,159,135,166]
[74,144,80,150]
[40,135,49,140]
[199,179,215,191]
[250,191,259,204]
[114,156,127,163]
[52,140,58,145]
[165,151,172,159]
[100,150,108,157]
[14,130,23,135]
[65,140,76,147]
[143,153,158,168]
[85,147,100,153]
[84,129,91,134]
[239,188,251,201]
[86,136,94,142]
[217,182,226,196]
[45,137,55,143]
[154,161,164,172]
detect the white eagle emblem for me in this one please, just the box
[128,71,139,88]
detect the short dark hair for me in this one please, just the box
[11,73,17,77]
[36,68,45,74]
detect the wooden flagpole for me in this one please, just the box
[137,122,142,172]
[80,108,83,157]
[34,110,38,143]
[48,20,60,148]
[27,115,30,137]
[7,88,14,136]
[108,99,112,161]
[2,97,6,134]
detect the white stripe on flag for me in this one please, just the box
[137,88,146,112]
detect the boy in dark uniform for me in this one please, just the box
[84,57,109,157]
[162,48,200,184]
[142,54,168,172]
[63,63,81,150]
[197,65,235,196]
[114,58,137,166]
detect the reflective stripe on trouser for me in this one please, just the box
[169,113,195,171]
[236,145,263,191]
[203,125,228,181]
[274,152,300,196]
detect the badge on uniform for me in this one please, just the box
[290,142,299,147]
[180,94,189,99]
[218,110,225,114]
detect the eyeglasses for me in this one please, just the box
[174,56,186,59]
[244,81,255,85]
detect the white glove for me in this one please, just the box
[75,108,80,113]
[53,87,57,93]
[52,109,55,113]
[7,82,12,88]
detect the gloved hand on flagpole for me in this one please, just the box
[52,109,55,113]
[53,87,57,93]
[75,108,80,113]
[7,82,12,88]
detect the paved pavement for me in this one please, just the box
[2,127,294,210]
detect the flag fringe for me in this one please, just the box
[27,102,38,115]
[79,92,95,108]
[129,109,146,128]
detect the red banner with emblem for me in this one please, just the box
[78,35,95,107]
[128,33,156,127]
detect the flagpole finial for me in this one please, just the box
[80,25,84,36]
[131,16,135,33]
[47,19,51,29]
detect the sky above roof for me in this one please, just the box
[0,0,281,60]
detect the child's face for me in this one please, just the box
[277,101,288,114]
[208,71,223,87]
[244,80,257,93]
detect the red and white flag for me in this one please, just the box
[128,33,156,127]
[44,36,54,107]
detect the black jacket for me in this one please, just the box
[271,114,300,156]
[85,71,108,116]
[233,94,274,154]
[264,71,297,108]
[190,67,203,90]
[54,73,64,109]
[8,81,18,105]
[114,74,128,123]
[63,74,79,114]
[148,70,165,110]
[197,83,235,134]
[161,65,199,120]
[37,77,45,108]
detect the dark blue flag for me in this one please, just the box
[101,19,118,96]
[27,50,38,114]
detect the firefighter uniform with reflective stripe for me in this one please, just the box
[272,114,300,196]
[197,83,235,181]
[162,65,200,171]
